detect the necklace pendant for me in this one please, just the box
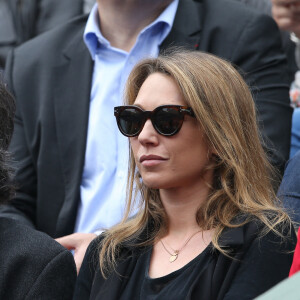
[169,253,178,263]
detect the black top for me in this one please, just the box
[120,245,211,300]
[74,219,296,300]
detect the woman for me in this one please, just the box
[0,81,76,299]
[75,50,296,299]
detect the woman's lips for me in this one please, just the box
[139,155,168,167]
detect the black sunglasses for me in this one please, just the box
[114,105,195,137]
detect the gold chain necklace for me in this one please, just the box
[160,230,202,263]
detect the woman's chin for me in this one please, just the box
[142,176,163,189]
[143,180,161,189]
[142,178,172,190]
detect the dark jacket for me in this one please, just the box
[74,220,296,299]
[0,217,76,299]
[0,0,85,69]
[236,0,298,83]
[1,0,292,237]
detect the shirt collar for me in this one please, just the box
[83,0,179,60]
[139,0,179,44]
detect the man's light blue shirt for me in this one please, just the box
[75,0,179,233]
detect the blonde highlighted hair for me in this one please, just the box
[98,49,291,277]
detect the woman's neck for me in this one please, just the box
[159,181,212,239]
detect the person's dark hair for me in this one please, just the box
[0,80,16,204]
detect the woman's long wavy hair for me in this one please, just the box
[0,80,15,204]
[98,49,291,277]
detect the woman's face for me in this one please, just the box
[130,72,213,191]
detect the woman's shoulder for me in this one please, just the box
[219,215,296,252]
[79,229,150,283]
[219,217,296,299]
[84,231,144,265]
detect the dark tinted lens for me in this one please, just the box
[154,107,184,135]
[119,108,144,136]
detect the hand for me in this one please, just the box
[272,0,300,37]
[56,232,97,274]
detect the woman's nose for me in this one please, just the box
[138,119,159,145]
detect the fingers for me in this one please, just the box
[56,233,79,250]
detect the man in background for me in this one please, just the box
[237,0,298,83]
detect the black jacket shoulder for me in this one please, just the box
[0,217,76,299]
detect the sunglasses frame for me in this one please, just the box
[114,105,195,137]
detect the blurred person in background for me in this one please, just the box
[237,0,298,83]
[0,80,76,299]
[272,0,300,67]
[272,0,300,157]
